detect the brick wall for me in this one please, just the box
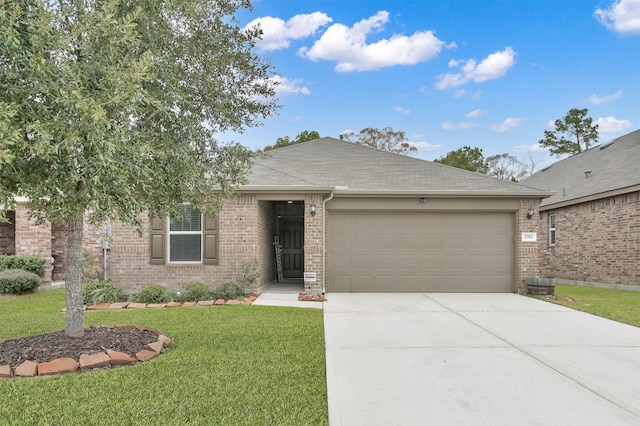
[257,200,275,284]
[516,199,541,294]
[14,204,52,283]
[0,211,15,255]
[109,195,265,292]
[304,195,324,292]
[538,191,640,286]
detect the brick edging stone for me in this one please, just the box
[1,325,172,379]
[62,293,261,312]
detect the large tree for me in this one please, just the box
[434,146,488,173]
[341,127,417,155]
[485,153,530,182]
[263,130,320,151]
[539,108,599,156]
[0,0,277,337]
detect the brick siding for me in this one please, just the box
[538,191,640,286]
[304,194,324,292]
[517,199,541,294]
[109,195,266,292]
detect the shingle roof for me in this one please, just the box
[245,137,550,197]
[521,129,640,209]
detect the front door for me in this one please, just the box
[279,217,304,278]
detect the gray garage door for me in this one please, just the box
[327,211,514,292]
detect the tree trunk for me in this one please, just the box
[65,213,85,337]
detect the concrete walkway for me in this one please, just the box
[324,293,640,426]
[252,281,323,309]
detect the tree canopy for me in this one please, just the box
[0,0,277,337]
[262,130,320,151]
[485,153,530,182]
[434,146,488,173]
[539,108,599,156]
[341,127,417,155]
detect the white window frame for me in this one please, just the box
[167,204,203,264]
[548,213,556,246]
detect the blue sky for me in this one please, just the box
[229,0,640,169]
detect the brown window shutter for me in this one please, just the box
[203,216,219,265]
[149,217,165,265]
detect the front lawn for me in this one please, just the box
[0,290,328,425]
[542,284,640,327]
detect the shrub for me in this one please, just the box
[0,255,46,278]
[83,280,127,305]
[235,259,260,289]
[212,281,247,300]
[178,282,212,302]
[82,250,102,281]
[133,284,174,304]
[0,269,41,294]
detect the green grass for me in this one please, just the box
[542,284,640,327]
[0,290,328,425]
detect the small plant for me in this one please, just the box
[0,269,41,294]
[133,284,175,304]
[83,280,127,305]
[82,250,102,282]
[178,282,212,302]
[212,281,247,300]
[0,255,46,277]
[235,259,260,289]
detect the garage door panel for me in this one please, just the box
[328,211,514,293]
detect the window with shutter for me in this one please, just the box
[149,205,218,265]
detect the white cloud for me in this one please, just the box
[298,11,448,72]
[408,141,443,151]
[546,119,556,128]
[595,116,632,134]
[441,121,478,130]
[594,0,640,34]
[453,89,466,99]
[471,91,482,101]
[490,117,524,133]
[435,47,516,90]
[466,108,487,118]
[513,143,548,153]
[396,106,411,114]
[271,76,311,96]
[244,12,332,51]
[588,89,622,105]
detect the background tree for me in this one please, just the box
[0,0,277,337]
[539,108,599,156]
[485,153,530,182]
[341,127,417,155]
[434,146,488,173]
[262,130,320,151]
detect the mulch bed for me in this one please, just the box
[0,327,158,366]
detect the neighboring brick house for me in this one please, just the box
[522,129,640,288]
[1,198,106,283]
[107,137,550,294]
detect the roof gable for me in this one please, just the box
[245,137,549,197]
[522,129,640,208]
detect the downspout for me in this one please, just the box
[322,190,335,294]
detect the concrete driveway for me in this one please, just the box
[324,293,640,426]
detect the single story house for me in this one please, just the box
[105,137,550,294]
[522,129,640,288]
[5,137,552,293]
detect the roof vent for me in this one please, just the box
[540,165,553,172]
[584,170,592,179]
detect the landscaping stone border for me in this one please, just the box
[61,293,261,312]
[0,325,172,379]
